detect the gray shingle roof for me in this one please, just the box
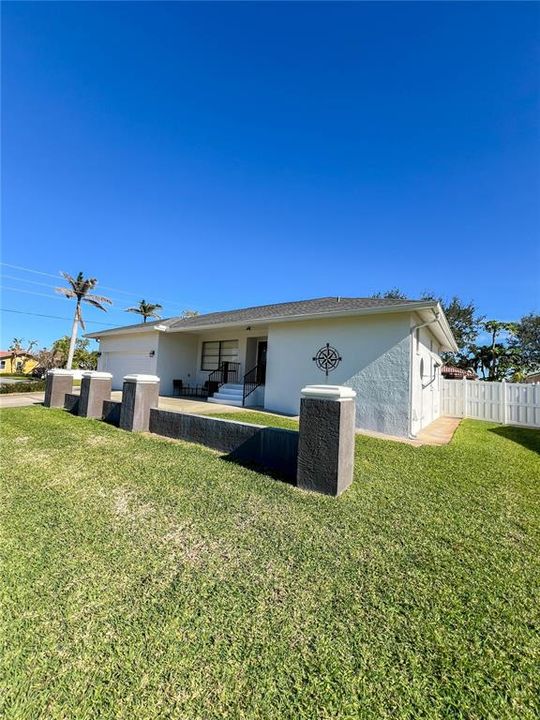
[165,296,420,330]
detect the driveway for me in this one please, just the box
[0,392,46,408]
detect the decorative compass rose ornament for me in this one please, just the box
[312,343,342,380]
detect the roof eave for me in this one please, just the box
[165,300,441,333]
[85,323,165,340]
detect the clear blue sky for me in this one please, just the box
[2,1,539,350]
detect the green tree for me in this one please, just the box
[52,336,99,370]
[482,321,518,380]
[125,299,163,323]
[371,288,408,300]
[56,272,112,369]
[512,313,540,375]
[372,289,482,366]
[421,293,483,360]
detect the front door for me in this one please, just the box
[256,341,267,384]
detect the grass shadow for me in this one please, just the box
[219,453,297,486]
[489,425,540,455]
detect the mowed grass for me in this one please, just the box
[209,410,300,430]
[1,407,539,720]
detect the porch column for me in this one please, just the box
[297,385,357,496]
[119,374,160,432]
[78,371,113,419]
[44,369,75,408]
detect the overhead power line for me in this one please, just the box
[0,261,180,306]
[0,307,119,327]
[1,284,174,320]
[2,285,72,301]
[0,272,169,309]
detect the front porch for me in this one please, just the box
[156,326,269,408]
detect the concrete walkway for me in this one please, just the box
[416,416,461,446]
[356,416,461,446]
[0,390,250,415]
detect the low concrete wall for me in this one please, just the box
[63,393,80,414]
[149,408,298,480]
[102,399,122,426]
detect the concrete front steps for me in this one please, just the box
[207,383,244,407]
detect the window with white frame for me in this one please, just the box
[201,340,239,370]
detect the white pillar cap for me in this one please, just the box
[301,384,356,400]
[47,369,76,376]
[82,371,113,379]
[123,374,160,384]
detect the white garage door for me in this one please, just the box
[100,352,154,390]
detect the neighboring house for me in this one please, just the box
[523,372,540,384]
[0,351,38,375]
[441,365,478,380]
[86,296,458,438]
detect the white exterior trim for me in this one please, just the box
[301,385,357,400]
[123,374,160,384]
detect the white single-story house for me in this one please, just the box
[86,296,458,438]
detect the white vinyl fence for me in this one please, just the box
[441,379,540,428]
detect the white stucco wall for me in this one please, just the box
[263,314,412,436]
[410,321,442,435]
[97,331,159,389]
[155,333,199,396]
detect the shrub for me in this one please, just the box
[0,381,46,394]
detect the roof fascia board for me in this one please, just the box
[413,305,459,352]
[86,300,459,352]
[165,301,439,333]
[85,324,160,339]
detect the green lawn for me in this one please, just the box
[1,407,539,719]
[209,409,300,430]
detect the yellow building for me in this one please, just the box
[0,351,38,375]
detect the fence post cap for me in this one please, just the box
[301,384,356,400]
[123,374,160,384]
[82,371,113,379]
[47,369,76,376]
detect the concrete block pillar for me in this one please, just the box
[78,371,113,418]
[297,385,357,496]
[119,374,160,432]
[44,369,75,408]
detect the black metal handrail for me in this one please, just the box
[242,364,264,405]
[207,361,240,395]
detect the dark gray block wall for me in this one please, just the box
[297,397,356,496]
[119,380,159,432]
[63,393,80,414]
[44,373,73,408]
[102,400,121,426]
[78,376,112,419]
[149,409,298,480]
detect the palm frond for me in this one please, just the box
[60,271,77,288]
[56,287,76,299]
[83,298,109,312]
[85,293,113,305]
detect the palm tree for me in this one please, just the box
[125,299,163,324]
[56,272,112,370]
